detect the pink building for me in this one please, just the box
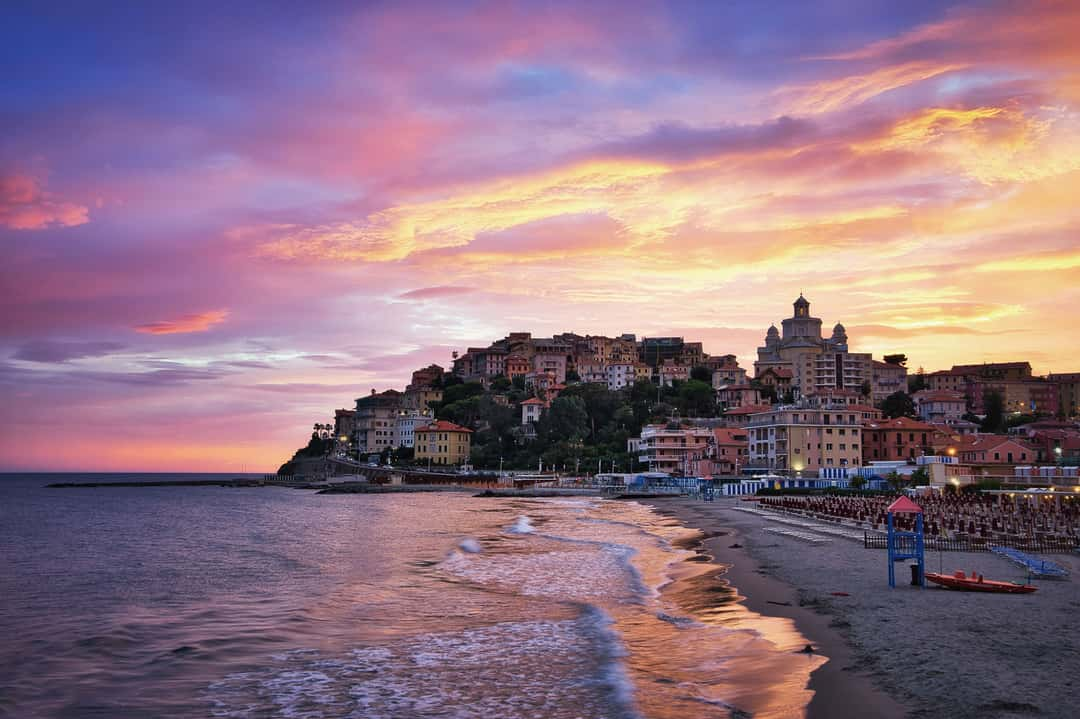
[716,384,763,410]
[914,390,967,423]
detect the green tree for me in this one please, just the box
[885,471,909,492]
[849,475,866,490]
[911,467,929,485]
[690,365,712,383]
[860,379,872,399]
[437,381,485,410]
[883,354,908,367]
[565,369,581,383]
[489,375,511,392]
[981,390,1006,433]
[881,391,916,419]
[677,379,716,417]
[512,375,526,391]
[538,396,590,443]
[908,368,927,394]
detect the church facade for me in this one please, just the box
[754,295,873,399]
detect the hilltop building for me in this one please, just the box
[354,389,402,456]
[753,294,872,399]
[871,360,908,405]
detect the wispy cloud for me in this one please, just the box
[134,310,229,335]
[12,340,124,363]
[398,286,477,300]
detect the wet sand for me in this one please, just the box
[641,496,1080,719]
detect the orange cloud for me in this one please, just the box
[773,61,965,115]
[0,174,89,230]
[135,309,229,335]
[974,250,1080,273]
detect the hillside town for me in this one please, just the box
[290,295,1080,491]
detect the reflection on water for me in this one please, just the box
[0,476,823,718]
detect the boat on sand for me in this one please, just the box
[925,570,1037,594]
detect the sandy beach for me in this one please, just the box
[642,496,1080,719]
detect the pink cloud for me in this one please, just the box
[0,174,89,230]
[134,309,229,335]
[398,286,477,300]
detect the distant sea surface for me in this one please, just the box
[0,474,819,718]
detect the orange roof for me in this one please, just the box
[964,435,1034,453]
[521,398,545,405]
[417,420,473,434]
[713,428,748,444]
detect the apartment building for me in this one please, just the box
[871,360,908,405]
[913,390,966,423]
[414,421,473,466]
[716,384,763,410]
[354,389,402,455]
[746,405,864,473]
[636,424,714,475]
[393,409,433,448]
[605,363,636,390]
[1049,372,1080,417]
[401,386,443,412]
[861,416,940,462]
[658,359,690,387]
[711,428,749,475]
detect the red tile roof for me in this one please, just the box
[417,420,473,433]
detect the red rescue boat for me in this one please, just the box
[925,570,1037,594]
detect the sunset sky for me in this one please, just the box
[3,1,1080,472]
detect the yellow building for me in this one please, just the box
[415,421,473,466]
[746,405,864,473]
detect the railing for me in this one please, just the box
[863,532,1078,554]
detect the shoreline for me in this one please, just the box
[641,496,905,719]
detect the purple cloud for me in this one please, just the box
[12,340,125,363]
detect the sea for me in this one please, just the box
[0,474,823,719]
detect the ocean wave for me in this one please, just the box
[204,615,632,719]
[507,515,534,534]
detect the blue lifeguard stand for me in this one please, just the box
[886,496,925,588]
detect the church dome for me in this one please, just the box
[832,322,846,336]
[794,293,809,308]
[767,324,779,338]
